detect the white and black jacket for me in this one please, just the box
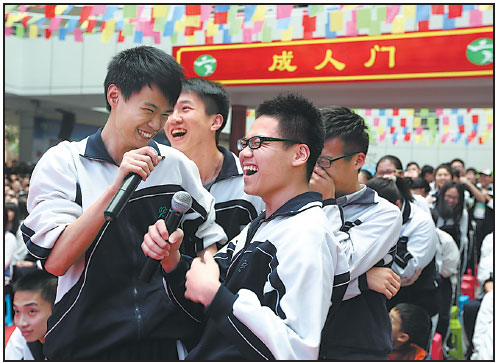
[164,192,350,360]
[207,146,265,242]
[320,186,402,359]
[20,129,227,359]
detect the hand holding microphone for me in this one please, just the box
[139,191,193,282]
[105,146,160,222]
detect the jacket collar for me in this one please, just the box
[336,185,377,207]
[216,146,241,181]
[82,128,162,165]
[262,191,322,221]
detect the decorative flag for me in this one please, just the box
[79,6,92,23]
[45,5,56,18]
[330,10,343,31]
[123,5,137,19]
[276,5,293,19]
[252,5,266,22]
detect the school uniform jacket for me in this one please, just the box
[5,328,44,360]
[20,129,227,360]
[208,146,265,242]
[320,186,402,359]
[164,192,350,360]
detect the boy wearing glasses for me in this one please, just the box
[164,78,265,243]
[142,93,351,360]
[310,106,403,360]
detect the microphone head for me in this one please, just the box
[171,191,193,213]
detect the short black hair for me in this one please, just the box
[182,78,230,144]
[367,176,414,204]
[406,161,420,169]
[377,155,403,171]
[320,106,369,156]
[421,165,434,177]
[466,167,477,174]
[394,303,432,350]
[434,163,453,178]
[13,269,58,308]
[450,158,465,167]
[410,177,431,194]
[255,93,324,181]
[104,46,184,111]
[360,169,373,181]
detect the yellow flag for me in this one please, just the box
[101,19,115,43]
[186,35,196,45]
[206,19,219,37]
[153,5,169,18]
[281,25,293,42]
[175,19,186,32]
[252,5,266,22]
[185,15,201,27]
[413,116,421,128]
[403,5,416,18]
[29,24,37,38]
[330,10,343,32]
[392,15,404,34]
[55,5,68,15]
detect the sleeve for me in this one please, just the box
[471,292,494,361]
[5,328,32,360]
[477,232,494,286]
[334,202,402,280]
[20,143,82,260]
[208,228,336,360]
[5,232,17,270]
[393,211,438,280]
[436,230,460,278]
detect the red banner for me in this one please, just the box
[173,27,493,86]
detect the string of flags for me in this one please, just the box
[353,108,493,146]
[4,4,494,44]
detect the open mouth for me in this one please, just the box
[243,165,258,176]
[171,128,187,138]
[138,129,153,139]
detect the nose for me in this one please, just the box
[168,109,182,124]
[148,113,162,132]
[16,313,28,327]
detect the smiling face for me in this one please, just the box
[239,116,297,205]
[164,91,219,155]
[13,290,52,343]
[444,186,460,208]
[109,83,172,152]
[435,167,452,190]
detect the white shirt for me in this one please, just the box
[5,327,35,360]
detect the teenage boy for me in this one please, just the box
[164,78,265,242]
[5,269,57,360]
[142,93,351,360]
[310,106,402,360]
[20,46,226,360]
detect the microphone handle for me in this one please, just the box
[104,173,142,222]
[138,210,183,282]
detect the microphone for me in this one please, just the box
[104,147,158,222]
[139,191,193,282]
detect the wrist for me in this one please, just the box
[161,251,181,273]
[201,280,221,307]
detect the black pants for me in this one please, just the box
[463,299,482,359]
[93,339,179,361]
[435,276,453,338]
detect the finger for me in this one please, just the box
[148,220,169,246]
[169,228,184,246]
[142,235,169,260]
[145,146,161,166]
[155,219,170,241]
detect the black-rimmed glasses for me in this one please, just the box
[237,136,301,151]
[317,152,359,168]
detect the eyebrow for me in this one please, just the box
[13,302,40,308]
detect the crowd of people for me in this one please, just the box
[4,45,494,361]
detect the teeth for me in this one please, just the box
[243,165,258,175]
[138,129,153,139]
[172,129,187,137]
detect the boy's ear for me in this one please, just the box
[292,144,310,167]
[354,152,366,170]
[107,84,120,108]
[210,114,223,132]
[398,332,409,345]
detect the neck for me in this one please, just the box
[101,119,128,165]
[264,183,309,217]
[336,179,362,198]
[185,145,224,185]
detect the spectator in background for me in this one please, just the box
[420,164,435,184]
[358,169,373,184]
[465,167,478,186]
[388,303,432,360]
[426,163,453,206]
[366,177,439,318]
[5,269,58,360]
[406,161,421,176]
[410,177,431,199]
[432,182,469,276]
[450,158,466,177]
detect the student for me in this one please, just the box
[142,93,351,360]
[388,303,432,360]
[5,269,58,360]
[309,106,402,360]
[21,46,227,360]
[164,78,265,242]
[366,177,439,317]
